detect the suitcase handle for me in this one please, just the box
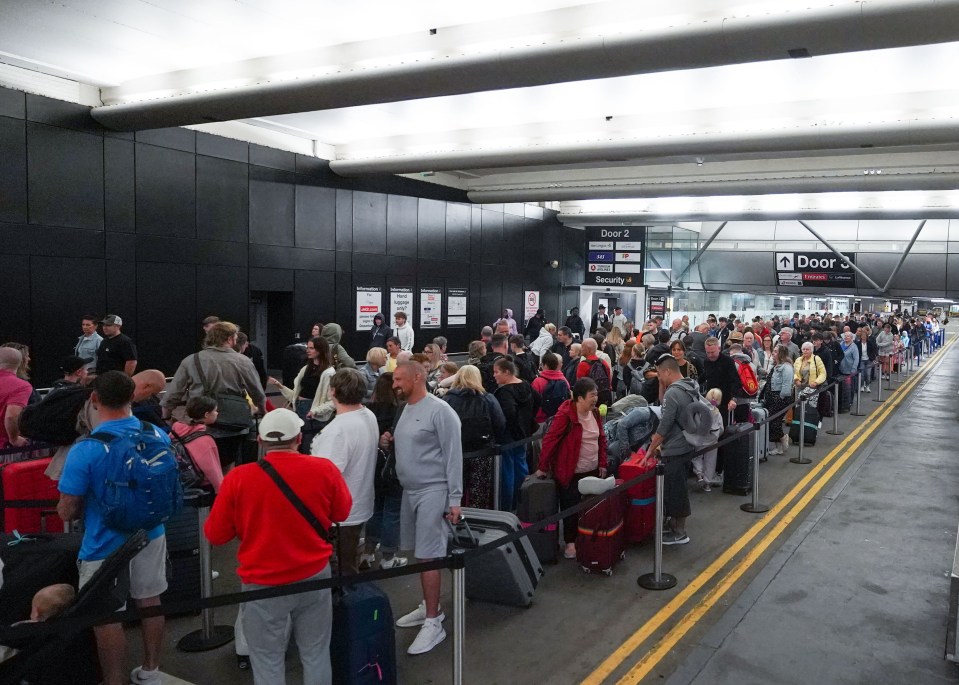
[445,515,479,549]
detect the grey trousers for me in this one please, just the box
[241,566,333,685]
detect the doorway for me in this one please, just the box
[250,290,294,370]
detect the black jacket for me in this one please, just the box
[526,315,546,341]
[243,343,268,388]
[814,346,835,382]
[565,315,586,339]
[478,352,506,393]
[702,353,740,407]
[590,312,610,334]
[369,316,392,350]
[550,340,571,367]
[494,381,540,440]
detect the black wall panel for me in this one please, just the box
[250,145,295,172]
[27,122,103,230]
[135,144,196,238]
[0,117,26,223]
[196,265,249,329]
[136,128,195,153]
[0,255,31,344]
[295,183,336,250]
[335,189,353,251]
[503,213,524,268]
[387,195,417,257]
[445,203,470,262]
[29,256,106,384]
[25,94,102,134]
[196,132,248,163]
[105,260,137,340]
[250,268,294,292]
[196,156,248,243]
[0,89,24,119]
[104,138,135,233]
[481,209,503,264]
[136,235,247,267]
[250,244,334,272]
[352,191,387,255]
[249,166,295,246]
[106,232,135,261]
[294,270,337,336]
[0,223,104,259]
[137,262,196,374]
[417,199,446,260]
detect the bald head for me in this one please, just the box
[132,369,166,402]
[0,347,22,371]
[581,338,597,355]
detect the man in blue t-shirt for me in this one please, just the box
[58,371,169,685]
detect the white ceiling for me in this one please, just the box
[4,0,959,220]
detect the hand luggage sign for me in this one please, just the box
[584,227,645,286]
[775,251,857,288]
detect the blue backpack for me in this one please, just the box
[540,379,570,418]
[87,421,184,532]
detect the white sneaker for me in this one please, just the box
[130,666,162,685]
[358,553,376,570]
[396,601,446,628]
[380,555,408,570]
[767,444,782,455]
[407,617,446,655]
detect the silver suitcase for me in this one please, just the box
[448,508,544,607]
[750,404,769,462]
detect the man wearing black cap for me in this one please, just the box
[54,355,90,389]
[591,304,610,335]
[95,315,137,376]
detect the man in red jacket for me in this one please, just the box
[205,408,352,685]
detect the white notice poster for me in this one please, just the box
[390,287,414,327]
[447,288,468,327]
[420,288,442,329]
[524,291,540,322]
[355,286,382,331]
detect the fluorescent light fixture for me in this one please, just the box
[646,268,672,271]
[931,298,954,302]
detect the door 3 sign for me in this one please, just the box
[775,252,857,287]
[585,226,645,286]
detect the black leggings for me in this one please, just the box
[557,469,599,544]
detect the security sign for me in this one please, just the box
[775,251,856,288]
[584,226,646,286]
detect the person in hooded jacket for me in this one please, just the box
[443,366,506,510]
[368,313,392,350]
[495,309,518,336]
[532,377,607,560]
[564,307,586,340]
[526,309,547,341]
[492,358,540,511]
[320,323,356,370]
[531,352,571,423]
[529,323,556,361]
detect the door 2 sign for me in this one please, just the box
[584,226,645,286]
[775,251,857,288]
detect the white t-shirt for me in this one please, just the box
[311,407,379,526]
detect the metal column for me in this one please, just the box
[638,462,677,590]
[451,550,466,685]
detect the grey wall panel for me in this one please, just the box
[196,132,248,163]
[698,250,778,288]
[249,166,295,246]
[387,194,417,257]
[0,89,24,119]
[25,94,102,134]
[295,183,336,250]
[135,128,195,153]
[135,143,196,238]
[104,138,135,233]
[0,117,26,223]
[197,156,249,243]
[27,122,103,230]
[250,145,295,172]
[859,252,947,294]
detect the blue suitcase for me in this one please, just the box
[330,582,397,684]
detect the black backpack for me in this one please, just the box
[477,355,502,394]
[169,428,211,489]
[540,379,569,418]
[18,384,92,445]
[457,394,495,452]
[586,359,613,406]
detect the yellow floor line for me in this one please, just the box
[581,339,954,685]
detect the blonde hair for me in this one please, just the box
[606,327,624,346]
[366,347,388,367]
[705,388,723,406]
[451,365,485,393]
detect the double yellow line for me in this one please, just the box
[583,337,956,685]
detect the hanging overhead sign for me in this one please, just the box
[775,251,857,288]
[584,227,645,286]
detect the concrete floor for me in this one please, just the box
[131,339,959,685]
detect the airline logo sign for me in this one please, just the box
[775,251,856,288]
[584,227,645,286]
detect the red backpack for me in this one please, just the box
[734,360,760,396]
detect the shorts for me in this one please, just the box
[79,534,168,602]
[400,488,449,560]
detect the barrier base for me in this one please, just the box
[826,429,844,435]
[741,502,770,514]
[872,398,886,403]
[177,625,235,652]
[638,572,677,591]
[789,456,812,465]
[850,410,867,417]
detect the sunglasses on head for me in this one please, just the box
[656,353,676,364]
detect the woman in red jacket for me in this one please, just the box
[532,377,608,560]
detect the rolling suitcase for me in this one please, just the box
[448,508,542,607]
[750,405,769,463]
[576,483,627,576]
[789,402,820,446]
[517,477,559,564]
[618,451,656,543]
[0,458,61,534]
[720,423,753,496]
[331,583,397,685]
[161,491,201,614]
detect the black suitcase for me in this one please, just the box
[789,403,820,446]
[330,583,397,685]
[448,509,543,607]
[720,423,753,496]
[516,478,559,564]
[161,492,202,614]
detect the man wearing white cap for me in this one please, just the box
[205,408,352,685]
[95,315,138,376]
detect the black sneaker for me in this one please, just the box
[662,530,690,545]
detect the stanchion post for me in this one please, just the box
[873,363,885,403]
[451,549,466,685]
[638,462,677,590]
[790,398,811,465]
[492,451,502,512]
[826,383,843,435]
[741,426,769,514]
[851,371,865,416]
[178,492,234,652]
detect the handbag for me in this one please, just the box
[258,459,331,543]
[377,404,405,486]
[193,353,252,431]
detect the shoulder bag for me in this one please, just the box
[193,353,252,431]
[259,459,331,543]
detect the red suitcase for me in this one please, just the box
[576,480,627,576]
[0,458,61,534]
[619,450,657,544]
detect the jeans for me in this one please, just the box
[366,488,402,554]
[858,360,873,388]
[499,445,529,511]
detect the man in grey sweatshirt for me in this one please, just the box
[379,361,462,655]
[647,355,699,545]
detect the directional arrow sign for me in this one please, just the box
[776,253,794,270]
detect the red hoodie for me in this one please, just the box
[531,370,570,423]
[537,400,607,488]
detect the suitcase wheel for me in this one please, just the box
[619,550,626,560]
[237,656,251,670]
[602,569,613,577]
[582,566,591,575]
